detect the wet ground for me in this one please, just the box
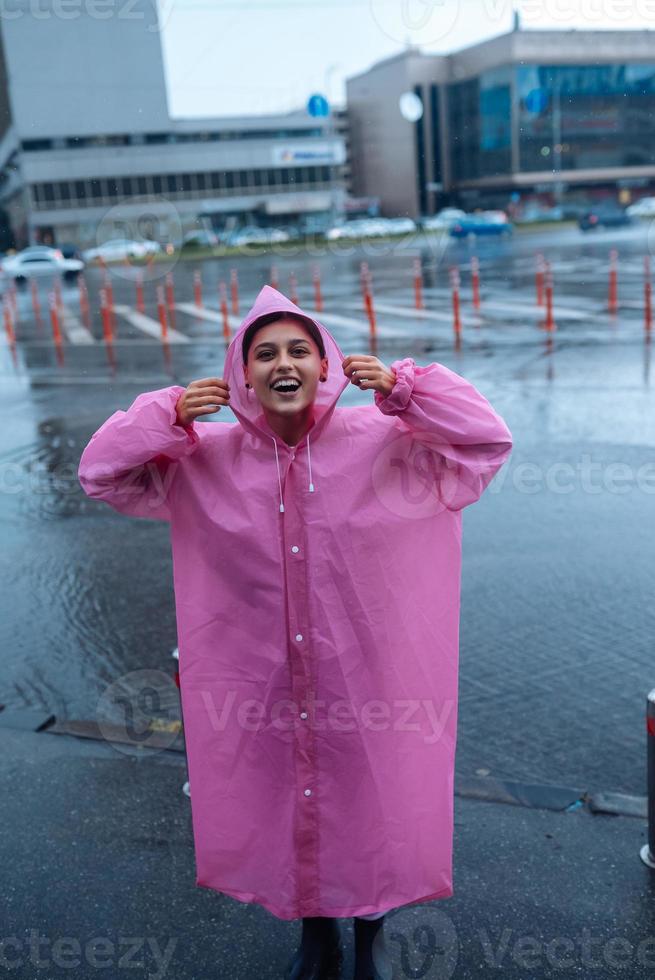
[2,221,655,797]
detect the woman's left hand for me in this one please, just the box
[342,355,396,397]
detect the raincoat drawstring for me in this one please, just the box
[271,431,315,514]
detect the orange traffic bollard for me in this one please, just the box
[3,301,15,344]
[361,264,376,339]
[136,270,145,314]
[165,272,176,329]
[157,285,169,341]
[313,266,323,312]
[230,268,239,316]
[608,249,618,315]
[270,265,279,290]
[49,292,63,346]
[645,256,652,332]
[471,255,481,311]
[219,282,230,340]
[99,288,113,343]
[193,270,203,309]
[289,272,299,306]
[450,267,462,337]
[31,279,41,322]
[413,258,424,310]
[544,261,556,332]
[536,253,546,307]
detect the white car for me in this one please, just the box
[421,208,467,230]
[82,238,151,262]
[1,245,84,281]
[626,197,655,218]
[231,227,290,246]
[384,217,416,234]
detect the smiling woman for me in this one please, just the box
[77,285,513,980]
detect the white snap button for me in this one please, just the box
[291,546,299,554]
[304,788,312,797]
[295,633,303,642]
[300,711,308,719]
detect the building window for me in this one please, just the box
[75,180,87,199]
[225,172,234,189]
[152,175,163,194]
[166,174,177,194]
[120,177,132,196]
[196,173,206,191]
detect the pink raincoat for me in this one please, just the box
[78,285,512,920]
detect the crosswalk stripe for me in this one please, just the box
[114,305,190,343]
[60,305,95,344]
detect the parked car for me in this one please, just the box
[449,213,513,238]
[515,205,564,225]
[578,205,632,231]
[229,227,290,246]
[82,238,151,262]
[421,208,467,230]
[58,242,84,260]
[626,196,655,218]
[180,230,219,250]
[1,245,84,282]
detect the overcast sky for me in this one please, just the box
[158,0,655,118]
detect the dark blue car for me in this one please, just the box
[449,212,513,239]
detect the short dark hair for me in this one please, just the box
[241,311,326,365]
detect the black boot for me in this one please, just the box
[285,916,343,980]
[353,915,391,980]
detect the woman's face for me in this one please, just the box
[243,319,328,418]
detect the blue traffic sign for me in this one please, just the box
[307,93,330,118]
[525,88,549,114]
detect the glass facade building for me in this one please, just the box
[448,62,655,182]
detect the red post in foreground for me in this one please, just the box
[645,256,652,332]
[471,255,481,311]
[450,267,461,338]
[413,258,424,310]
[193,270,203,309]
[360,263,376,339]
[544,261,555,332]
[608,249,618,315]
[156,285,168,341]
[165,272,176,329]
[230,268,239,316]
[31,278,41,322]
[270,265,279,290]
[3,301,15,345]
[313,266,323,312]
[99,288,113,343]
[289,272,299,306]
[219,282,230,340]
[49,291,63,346]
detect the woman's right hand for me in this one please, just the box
[175,377,230,426]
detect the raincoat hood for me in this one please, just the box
[222,285,350,511]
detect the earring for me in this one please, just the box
[245,383,251,388]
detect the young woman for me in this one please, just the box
[78,285,512,980]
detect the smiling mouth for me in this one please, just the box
[271,380,302,395]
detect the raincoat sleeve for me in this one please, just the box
[77,385,200,521]
[374,357,512,511]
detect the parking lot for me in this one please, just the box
[2,219,655,799]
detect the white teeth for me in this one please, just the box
[272,380,300,391]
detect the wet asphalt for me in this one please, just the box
[1,221,655,978]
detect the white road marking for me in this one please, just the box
[60,305,95,344]
[114,305,190,343]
